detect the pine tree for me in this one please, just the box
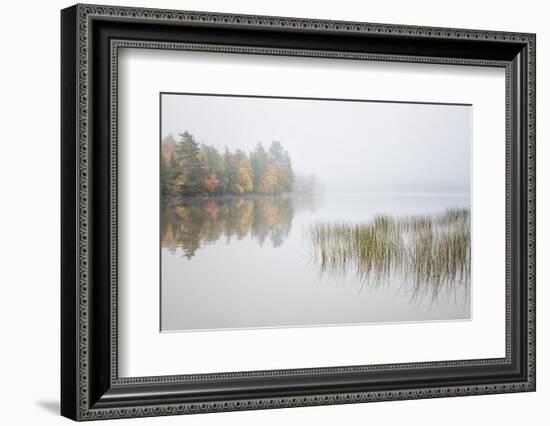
[223,148,240,194]
[268,141,294,193]
[280,150,294,192]
[250,142,269,193]
[174,131,206,195]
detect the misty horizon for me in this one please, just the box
[161,94,472,194]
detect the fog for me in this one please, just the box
[161,94,471,194]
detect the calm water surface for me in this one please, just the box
[161,193,471,331]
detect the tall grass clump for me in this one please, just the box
[307,208,470,299]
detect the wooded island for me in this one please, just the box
[162,131,316,196]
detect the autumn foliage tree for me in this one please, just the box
[202,174,219,193]
[161,131,296,196]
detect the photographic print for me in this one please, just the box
[160,93,472,332]
[61,7,536,418]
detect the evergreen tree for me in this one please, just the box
[174,131,206,195]
[250,142,269,193]
[268,141,294,193]
[268,141,285,166]
[223,148,240,194]
[161,153,179,195]
[280,150,294,192]
[169,152,178,188]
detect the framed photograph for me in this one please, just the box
[61,4,536,421]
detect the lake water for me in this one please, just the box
[161,193,471,332]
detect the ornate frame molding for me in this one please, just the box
[61,4,536,421]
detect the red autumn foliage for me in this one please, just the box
[203,173,219,193]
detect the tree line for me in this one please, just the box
[161,131,296,196]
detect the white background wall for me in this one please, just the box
[0,0,546,424]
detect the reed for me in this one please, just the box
[307,208,470,299]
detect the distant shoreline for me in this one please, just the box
[161,191,469,200]
[162,192,318,201]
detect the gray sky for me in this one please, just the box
[161,94,471,193]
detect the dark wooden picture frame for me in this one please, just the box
[61,4,536,421]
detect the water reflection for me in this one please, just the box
[161,195,317,258]
[161,195,472,330]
